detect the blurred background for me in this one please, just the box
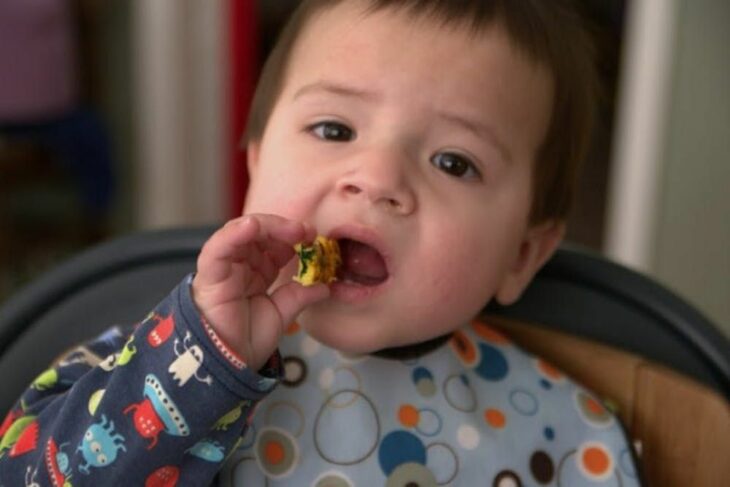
[0,0,728,335]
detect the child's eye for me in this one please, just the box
[308,121,354,142]
[430,152,481,180]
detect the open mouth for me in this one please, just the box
[336,238,389,287]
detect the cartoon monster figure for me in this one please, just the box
[145,465,180,487]
[98,336,137,372]
[187,439,225,462]
[31,368,59,391]
[6,419,39,459]
[123,374,190,449]
[76,415,126,475]
[0,408,22,438]
[213,401,251,431]
[56,442,72,478]
[45,438,74,486]
[147,313,175,348]
[98,353,118,372]
[25,465,40,487]
[168,331,213,387]
[118,336,137,366]
[0,415,37,457]
[57,346,103,368]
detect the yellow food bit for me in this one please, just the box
[293,236,341,286]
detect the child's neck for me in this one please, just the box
[372,333,452,361]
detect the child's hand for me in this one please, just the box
[192,215,330,370]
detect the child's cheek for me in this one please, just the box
[426,237,499,314]
[246,186,301,219]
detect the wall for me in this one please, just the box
[653,0,730,333]
[132,0,228,229]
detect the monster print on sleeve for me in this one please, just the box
[0,275,280,486]
[169,331,213,387]
[45,438,73,485]
[76,415,126,474]
[123,374,190,449]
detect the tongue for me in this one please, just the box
[340,239,388,284]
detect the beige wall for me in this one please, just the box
[653,0,730,334]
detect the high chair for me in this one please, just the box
[0,227,727,486]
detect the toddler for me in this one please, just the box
[0,1,642,485]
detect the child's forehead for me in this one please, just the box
[293,1,541,76]
[290,11,527,105]
[283,2,553,162]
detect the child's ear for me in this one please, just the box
[495,219,565,305]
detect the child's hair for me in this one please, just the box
[245,0,599,224]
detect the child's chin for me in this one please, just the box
[296,312,389,355]
[314,332,382,356]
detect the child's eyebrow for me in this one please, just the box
[292,81,380,102]
[434,110,512,164]
[292,81,511,163]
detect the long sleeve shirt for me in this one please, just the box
[0,276,643,486]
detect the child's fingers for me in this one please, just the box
[268,281,330,330]
[256,218,317,268]
[264,241,297,268]
[197,216,262,284]
[197,215,307,285]
[248,213,310,247]
[245,283,328,366]
[302,221,319,243]
[249,245,279,287]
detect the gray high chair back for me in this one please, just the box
[0,226,728,485]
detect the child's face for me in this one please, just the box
[245,1,557,353]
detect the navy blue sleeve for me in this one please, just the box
[0,275,282,486]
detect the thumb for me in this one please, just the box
[270,282,330,328]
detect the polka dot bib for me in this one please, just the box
[219,320,640,486]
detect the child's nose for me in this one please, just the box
[336,150,417,216]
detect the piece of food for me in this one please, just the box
[293,236,341,286]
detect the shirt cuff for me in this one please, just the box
[174,274,283,400]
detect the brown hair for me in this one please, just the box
[246,0,599,224]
